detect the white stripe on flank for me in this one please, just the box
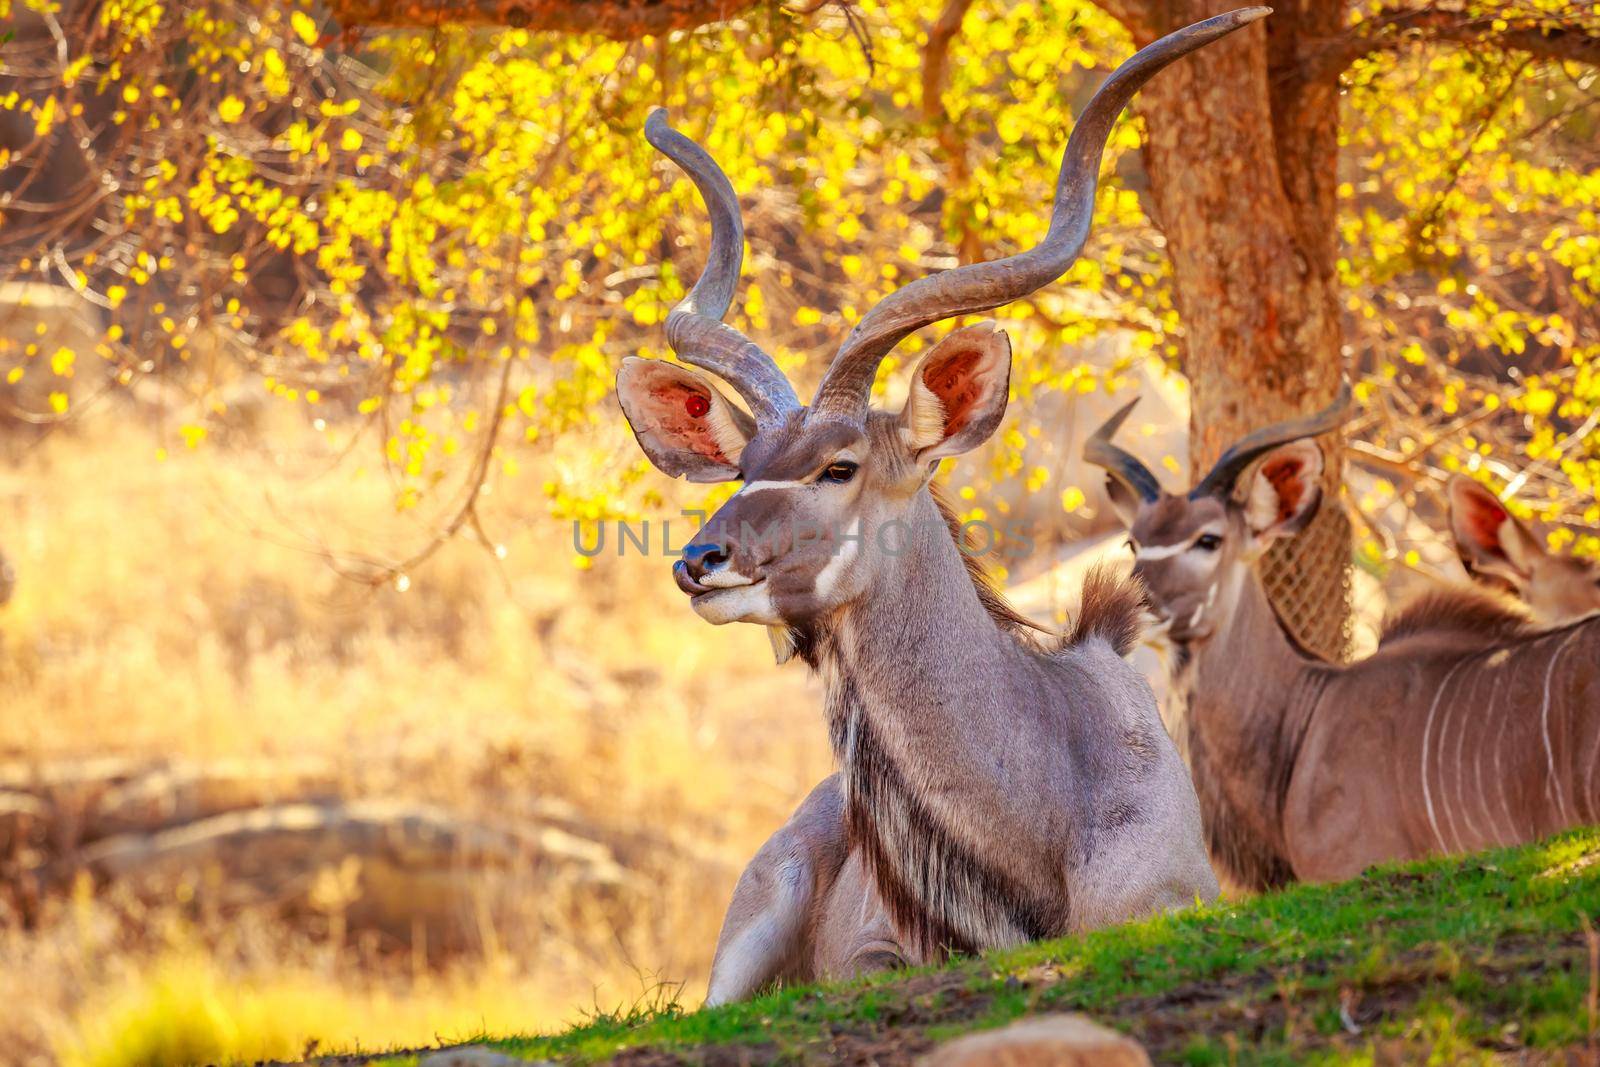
[1492,686,1515,845]
[1472,666,1503,845]
[1539,629,1582,824]
[1420,659,1469,854]
[1584,713,1600,823]
[1449,669,1484,849]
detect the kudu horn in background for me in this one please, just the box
[1088,387,1600,891]
[615,8,1272,1004]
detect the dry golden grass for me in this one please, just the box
[0,413,832,1067]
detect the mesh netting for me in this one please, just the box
[1258,498,1353,662]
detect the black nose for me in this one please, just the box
[682,540,730,583]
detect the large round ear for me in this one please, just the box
[616,357,754,483]
[1240,438,1325,547]
[1447,475,1542,588]
[896,323,1011,463]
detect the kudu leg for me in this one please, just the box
[704,774,849,1006]
[810,847,913,980]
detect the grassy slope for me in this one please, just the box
[391,828,1600,1065]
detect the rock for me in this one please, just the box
[417,1044,548,1066]
[66,799,631,949]
[84,757,339,839]
[919,1014,1151,1067]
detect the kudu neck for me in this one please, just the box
[1194,560,1318,695]
[807,487,1015,697]
[1180,559,1321,887]
[850,488,1009,651]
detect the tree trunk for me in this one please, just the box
[1112,0,1353,657]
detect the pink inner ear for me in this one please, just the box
[1259,454,1309,524]
[923,348,985,437]
[1459,491,1510,557]
[647,381,728,463]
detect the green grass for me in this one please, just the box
[382,829,1600,1064]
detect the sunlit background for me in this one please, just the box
[1,0,1596,1062]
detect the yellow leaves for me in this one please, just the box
[179,424,207,449]
[1524,387,1558,418]
[260,47,289,96]
[48,392,68,415]
[63,55,93,86]
[290,10,319,46]
[7,0,1585,533]
[50,347,75,378]
[33,95,58,136]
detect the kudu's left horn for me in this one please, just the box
[1084,396,1163,503]
[644,109,801,426]
[1191,381,1354,499]
[807,7,1271,425]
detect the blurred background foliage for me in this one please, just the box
[1,0,1595,572]
[0,0,1597,1062]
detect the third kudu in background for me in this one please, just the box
[1087,391,1600,891]
[614,10,1275,1004]
[1448,475,1600,628]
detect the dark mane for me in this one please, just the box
[1066,563,1146,657]
[929,485,1050,637]
[1379,584,1535,648]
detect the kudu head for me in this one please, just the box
[1084,386,1352,645]
[1448,475,1600,627]
[617,8,1268,630]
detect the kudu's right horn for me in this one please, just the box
[807,7,1271,426]
[644,110,802,428]
[1191,381,1354,499]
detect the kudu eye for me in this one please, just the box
[1194,533,1223,552]
[819,461,858,484]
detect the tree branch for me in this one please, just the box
[1303,5,1600,84]
[328,0,773,40]
[921,0,980,263]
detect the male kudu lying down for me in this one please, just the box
[1088,392,1600,891]
[615,10,1272,1004]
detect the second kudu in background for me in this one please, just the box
[1088,392,1600,892]
[612,10,1277,1005]
[1448,475,1600,629]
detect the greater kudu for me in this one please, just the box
[615,10,1270,1004]
[1448,475,1600,628]
[1087,392,1600,891]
